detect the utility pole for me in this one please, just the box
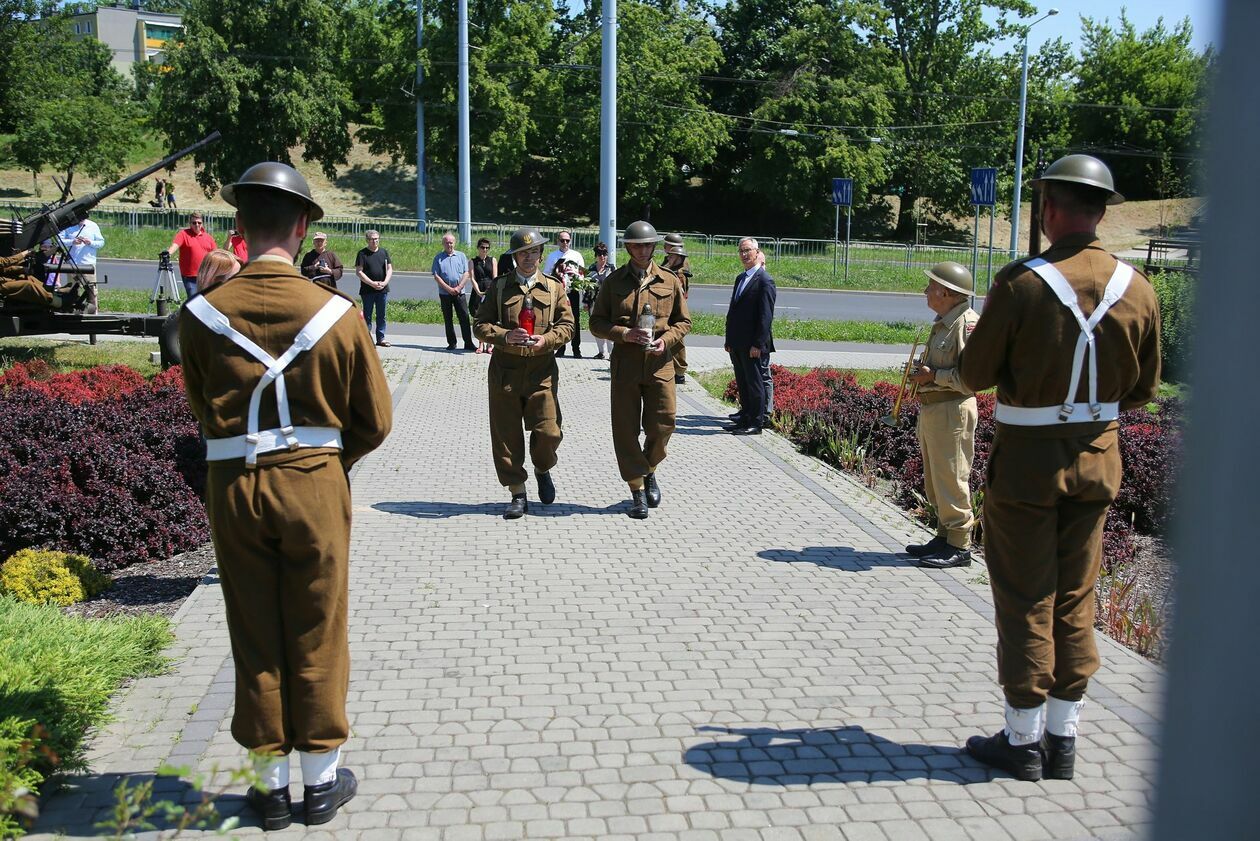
[599,0,617,249]
[1009,8,1059,258]
[415,0,426,232]
[457,0,471,245]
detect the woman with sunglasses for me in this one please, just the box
[470,237,495,353]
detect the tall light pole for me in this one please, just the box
[415,0,426,232]
[599,0,617,249]
[1009,7,1059,259]
[457,0,471,245]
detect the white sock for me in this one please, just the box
[1046,696,1086,738]
[298,746,340,787]
[252,754,289,791]
[1003,702,1046,746]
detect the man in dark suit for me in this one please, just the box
[724,237,776,435]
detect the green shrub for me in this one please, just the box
[0,549,111,607]
[0,718,42,839]
[1151,271,1195,383]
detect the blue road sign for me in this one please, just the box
[831,178,853,207]
[970,168,997,206]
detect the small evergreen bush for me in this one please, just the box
[1151,271,1195,383]
[0,548,111,607]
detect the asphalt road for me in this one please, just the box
[95,258,959,324]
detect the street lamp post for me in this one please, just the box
[1009,7,1059,259]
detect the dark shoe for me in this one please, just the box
[573,349,583,358]
[447,344,457,350]
[731,425,763,436]
[303,767,357,826]
[463,343,476,351]
[376,340,391,347]
[594,352,605,360]
[727,412,744,422]
[674,374,686,384]
[906,534,947,558]
[536,472,556,505]
[556,348,566,357]
[965,731,1043,782]
[504,493,528,519]
[245,786,292,831]
[644,473,662,508]
[628,490,649,519]
[1041,733,1076,780]
[918,547,972,569]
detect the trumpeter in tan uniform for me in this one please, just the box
[474,227,575,519]
[179,162,392,829]
[589,220,691,518]
[960,155,1160,782]
[905,261,980,569]
[661,232,692,384]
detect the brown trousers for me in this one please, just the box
[487,353,563,488]
[917,396,977,548]
[983,425,1122,709]
[0,277,53,307]
[610,353,677,482]
[206,449,351,755]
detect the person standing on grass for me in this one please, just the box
[723,237,776,435]
[355,230,392,347]
[179,161,392,830]
[959,154,1160,783]
[904,261,979,570]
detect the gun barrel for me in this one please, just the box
[82,131,222,207]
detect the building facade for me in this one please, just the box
[68,4,182,77]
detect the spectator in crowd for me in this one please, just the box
[165,212,217,298]
[723,237,776,435]
[57,210,104,313]
[152,178,165,208]
[542,230,585,275]
[194,248,241,294]
[355,230,392,347]
[165,179,177,208]
[300,232,344,289]
[470,237,495,354]
[431,232,475,351]
[224,228,249,263]
[584,242,615,359]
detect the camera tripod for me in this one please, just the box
[151,251,183,315]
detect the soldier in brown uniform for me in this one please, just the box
[179,162,393,829]
[661,232,692,384]
[589,220,692,519]
[905,261,980,569]
[0,246,88,309]
[473,227,575,519]
[959,155,1160,782]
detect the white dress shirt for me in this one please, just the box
[58,219,105,268]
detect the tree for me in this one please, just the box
[152,0,358,195]
[0,0,58,132]
[1071,12,1209,200]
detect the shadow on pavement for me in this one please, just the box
[758,546,909,571]
[374,499,626,518]
[673,416,736,436]
[684,725,987,785]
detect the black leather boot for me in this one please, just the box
[905,534,947,557]
[644,473,662,508]
[504,493,528,519]
[536,472,556,505]
[1041,732,1076,780]
[304,767,357,826]
[628,490,649,519]
[965,730,1043,782]
[245,786,292,831]
[919,546,972,569]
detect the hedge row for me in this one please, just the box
[0,361,208,572]
[741,366,1182,565]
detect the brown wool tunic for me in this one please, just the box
[179,258,392,755]
[960,233,1161,709]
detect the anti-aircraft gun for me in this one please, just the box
[0,131,221,366]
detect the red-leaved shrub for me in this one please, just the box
[0,362,207,571]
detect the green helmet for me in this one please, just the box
[507,227,548,255]
[1031,154,1124,205]
[663,232,688,257]
[622,220,663,244]
[923,261,974,296]
[221,161,324,221]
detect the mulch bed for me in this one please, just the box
[62,543,217,620]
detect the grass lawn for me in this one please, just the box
[0,337,161,376]
[0,597,170,833]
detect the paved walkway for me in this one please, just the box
[32,337,1161,840]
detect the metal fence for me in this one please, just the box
[3,199,1000,290]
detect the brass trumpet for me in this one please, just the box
[879,331,925,428]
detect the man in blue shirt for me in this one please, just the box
[431,232,475,351]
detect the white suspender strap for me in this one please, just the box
[1025,257,1133,422]
[185,295,354,464]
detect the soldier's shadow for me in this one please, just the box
[374,500,626,518]
[684,725,987,785]
[673,416,731,436]
[758,546,909,571]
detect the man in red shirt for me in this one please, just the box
[164,213,217,297]
[224,228,249,263]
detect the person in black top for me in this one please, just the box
[355,230,392,347]
[470,237,495,353]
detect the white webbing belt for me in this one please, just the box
[995,257,1133,426]
[186,294,353,464]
